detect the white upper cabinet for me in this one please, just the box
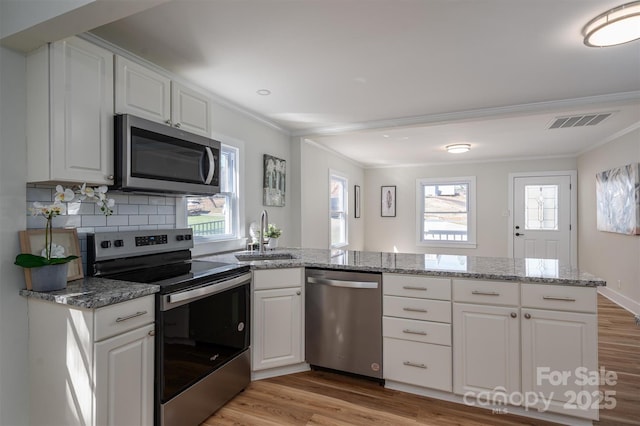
[115,56,212,137]
[115,56,171,123]
[171,82,212,136]
[27,36,114,185]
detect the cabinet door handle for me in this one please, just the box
[115,311,147,323]
[402,329,427,335]
[524,313,532,319]
[296,290,301,295]
[542,296,576,302]
[174,122,181,128]
[403,361,427,369]
[148,330,155,337]
[471,290,500,296]
[165,119,172,125]
[403,307,427,313]
[510,312,517,318]
[402,286,427,291]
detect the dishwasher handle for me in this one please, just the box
[307,276,379,289]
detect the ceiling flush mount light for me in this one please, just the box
[446,144,471,154]
[583,1,640,47]
[256,89,271,96]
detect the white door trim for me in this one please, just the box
[507,171,578,268]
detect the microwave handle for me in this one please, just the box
[204,147,215,184]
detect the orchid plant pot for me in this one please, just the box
[267,238,279,249]
[29,263,69,292]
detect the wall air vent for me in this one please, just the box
[549,113,612,129]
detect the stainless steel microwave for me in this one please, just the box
[113,114,220,195]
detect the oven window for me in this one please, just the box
[161,284,249,402]
[131,127,213,184]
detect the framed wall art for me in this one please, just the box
[381,185,396,217]
[263,154,286,207]
[596,163,640,235]
[354,185,361,218]
[18,228,83,290]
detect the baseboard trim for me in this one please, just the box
[251,363,310,381]
[597,287,640,316]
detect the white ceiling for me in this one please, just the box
[90,0,640,166]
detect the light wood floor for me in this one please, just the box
[203,294,640,425]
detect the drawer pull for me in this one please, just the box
[542,296,576,302]
[115,311,147,323]
[471,290,500,296]
[403,361,427,369]
[402,286,427,291]
[403,307,428,313]
[403,329,427,335]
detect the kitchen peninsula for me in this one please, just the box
[204,247,605,425]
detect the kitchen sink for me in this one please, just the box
[234,251,298,261]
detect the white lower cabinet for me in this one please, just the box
[452,280,599,421]
[252,268,304,372]
[382,273,452,392]
[452,303,521,396]
[28,296,155,426]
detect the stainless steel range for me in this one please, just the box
[87,228,251,426]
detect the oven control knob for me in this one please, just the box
[185,234,192,241]
[100,240,111,249]
[176,235,184,241]
[114,239,124,247]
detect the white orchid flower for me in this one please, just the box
[31,201,64,218]
[78,183,94,200]
[54,185,75,203]
[97,197,115,214]
[41,242,65,258]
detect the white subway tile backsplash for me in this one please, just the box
[148,196,166,205]
[106,215,129,226]
[139,225,159,230]
[149,215,166,225]
[25,185,180,235]
[128,195,149,205]
[139,205,158,215]
[129,215,149,226]
[157,205,174,215]
[82,215,107,227]
[117,204,139,215]
[26,187,52,202]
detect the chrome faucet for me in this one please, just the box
[259,209,269,253]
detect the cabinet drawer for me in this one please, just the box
[383,296,451,323]
[521,284,597,313]
[383,317,451,346]
[453,280,519,306]
[383,274,451,300]
[383,337,452,392]
[94,296,155,341]
[254,268,303,290]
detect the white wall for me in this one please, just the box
[578,128,640,311]
[0,45,29,426]
[363,157,577,256]
[300,139,365,250]
[208,104,293,247]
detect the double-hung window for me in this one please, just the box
[330,171,348,248]
[416,176,476,248]
[186,144,239,242]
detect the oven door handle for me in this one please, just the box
[163,272,251,310]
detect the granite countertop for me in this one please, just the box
[19,277,159,309]
[200,247,606,287]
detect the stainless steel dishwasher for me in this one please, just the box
[305,268,383,379]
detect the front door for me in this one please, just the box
[512,174,574,265]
